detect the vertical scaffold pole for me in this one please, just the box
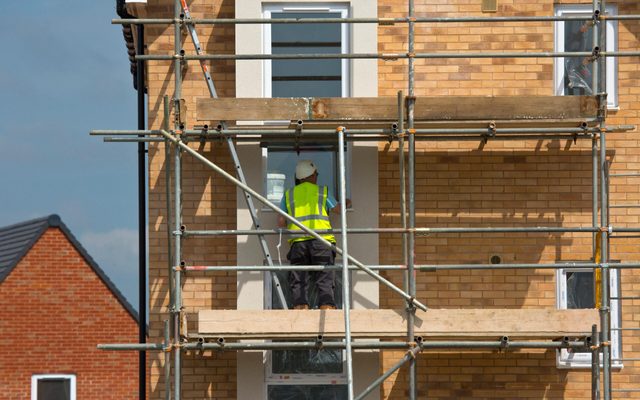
[591,2,602,397]
[173,1,183,399]
[407,0,418,398]
[338,126,354,400]
[398,91,408,291]
[164,96,175,318]
[164,320,171,400]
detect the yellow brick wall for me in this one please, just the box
[378,0,640,398]
[143,0,640,398]
[145,0,237,398]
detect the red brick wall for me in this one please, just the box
[0,228,139,399]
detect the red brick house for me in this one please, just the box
[0,215,139,399]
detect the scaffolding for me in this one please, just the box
[93,0,640,399]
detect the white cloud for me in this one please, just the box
[80,228,139,307]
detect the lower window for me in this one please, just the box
[556,268,621,368]
[31,374,76,400]
[265,270,348,398]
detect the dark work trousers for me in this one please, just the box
[287,239,336,308]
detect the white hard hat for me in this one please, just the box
[295,160,317,180]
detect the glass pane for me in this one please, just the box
[566,271,595,309]
[266,150,337,203]
[268,385,348,400]
[273,81,342,98]
[563,19,594,95]
[271,12,343,98]
[272,13,342,44]
[37,379,71,400]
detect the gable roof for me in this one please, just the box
[0,214,139,323]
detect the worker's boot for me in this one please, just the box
[319,304,337,310]
[294,304,309,310]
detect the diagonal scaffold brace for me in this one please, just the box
[177,0,288,309]
[159,128,428,312]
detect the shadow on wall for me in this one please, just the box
[379,140,615,309]
[386,350,570,400]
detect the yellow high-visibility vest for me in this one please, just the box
[285,182,335,244]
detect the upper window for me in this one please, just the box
[554,5,618,108]
[31,374,76,400]
[556,268,621,369]
[263,3,350,98]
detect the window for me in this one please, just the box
[262,3,351,206]
[556,268,621,368]
[31,375,76,400]
[263,3,350,98]
[554,5,618,108]
[266,269,348,399]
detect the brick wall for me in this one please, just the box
[378,0,640,398]
[0,228,139,399]
[142,0,640,398]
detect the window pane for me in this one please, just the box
[271,12,343,98]
[272,13,342,43]
[566,271,595,309]
[37,379,71,400]
[268,384,348,400]
[273,81,342,98]
[563,20,594,95]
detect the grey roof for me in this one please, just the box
[0,214,139,323]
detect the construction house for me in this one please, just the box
[0,215,140,399]
[97,0,640,398]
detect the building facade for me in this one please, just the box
[124,0,640,398]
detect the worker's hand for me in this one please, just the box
[345,199,352,209]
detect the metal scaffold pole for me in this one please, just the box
[172,1,183,398]
[407,0,419,398]
[338,127,354,399]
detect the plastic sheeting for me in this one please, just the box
[566,271,595,309]
[268,384,348,400]
[563,19,595,95]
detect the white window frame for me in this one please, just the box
[31,374,76,400]
[555,267,622,369]
[262,2,351,98]
[554,4,618,109]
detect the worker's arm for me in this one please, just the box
[331,198,352,214]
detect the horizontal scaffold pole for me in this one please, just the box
[136,51,640,61]
[180,262,640,272]
[183,226,601,236]
[158,129,428,311]
[111,14,640,26]
[99,339,588,352]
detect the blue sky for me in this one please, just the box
[0,2,140,308]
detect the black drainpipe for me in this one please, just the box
[117,2,146,399]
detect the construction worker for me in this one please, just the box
[277,160,351,310]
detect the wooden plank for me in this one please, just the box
[196,98,309,121]
[412,96,598,121]
[197,96,598,122]
[198,308,598,340]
